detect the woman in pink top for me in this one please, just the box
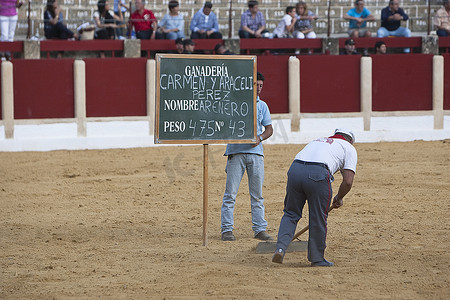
[0,0,23,60]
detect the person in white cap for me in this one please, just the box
[272,128,357,267]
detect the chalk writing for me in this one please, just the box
[156,55,256,143]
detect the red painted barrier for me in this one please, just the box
[338,37,422,54]
[84,58,147,117]
[13,59,75,119]
[372,54,433,111]
[240,39,323,55]
[0,41,24,59]
[256,56,289,114]
[40,40,124,58]
[298,55,361,113]
[1,55,447,122]
[439,37,450,53]
[140,39,224,57]
[444,54,450,110]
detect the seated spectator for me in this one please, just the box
[214,43,234,55]
[294,1,317,39]
[130,0,157,40]
[182,38,195,54]
[273,6,296,38]
[375,41,387,54]
[344,0,374,38]
[342,38,359,55]
[113,0,128,39]
[159,0,184,40]
[377,0,410,38]
[239,0,269,38]
[44,0,78,40]
[189,1,222,39]
[434,0,450,37]
[94,0,122,40]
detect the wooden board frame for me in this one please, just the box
[155,54,257,144]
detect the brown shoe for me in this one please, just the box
[272,249,285,264]
[254,231,273,241]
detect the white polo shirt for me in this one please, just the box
[294,137,357,175]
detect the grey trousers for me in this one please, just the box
[275,160,332,262]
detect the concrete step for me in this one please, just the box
[15,1,442,38]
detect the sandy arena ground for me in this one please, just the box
[1,140,449,299]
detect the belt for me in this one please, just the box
[294,159,329,171]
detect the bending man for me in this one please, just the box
[272,129,357,267]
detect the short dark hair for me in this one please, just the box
[375,40,386,49]
[248,0,258,8]
[214,43,224,53]
[168,0,179,10]
[183,39,195,46]
[175,37,183,45]
[257,72,264,81]
[286,6,295,14]
[204,1,212,8]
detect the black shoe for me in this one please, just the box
[311,259,334,267]
[254,231,273,241]
[272,248,285,264]
[221,231,236,241]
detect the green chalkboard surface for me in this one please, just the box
[155,54,257,144]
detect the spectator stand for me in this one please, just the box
[140,39,224,58]
[338,37,423,55]
[40,40,125,59]
[239,38,323,56]
[439,37,450,54]
[0,42,24,60]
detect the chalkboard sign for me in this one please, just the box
[155,54,257,144]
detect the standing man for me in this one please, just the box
[189,1,222,39]
[239,0,268,38]
[130,0,157,40]
[344,0,374,38]
[221,72,273,242]
[377,0,410,38]
[272,129,357,267]
[434,0,450,37]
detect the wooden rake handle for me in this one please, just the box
[291,206,334,241]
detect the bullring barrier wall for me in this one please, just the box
[1,54,449,139]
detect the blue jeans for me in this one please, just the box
[221,153,267,235]
[377,26,411,53]
[164,31,184,40]
[437,29,449,37]
[377,26,411,38]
